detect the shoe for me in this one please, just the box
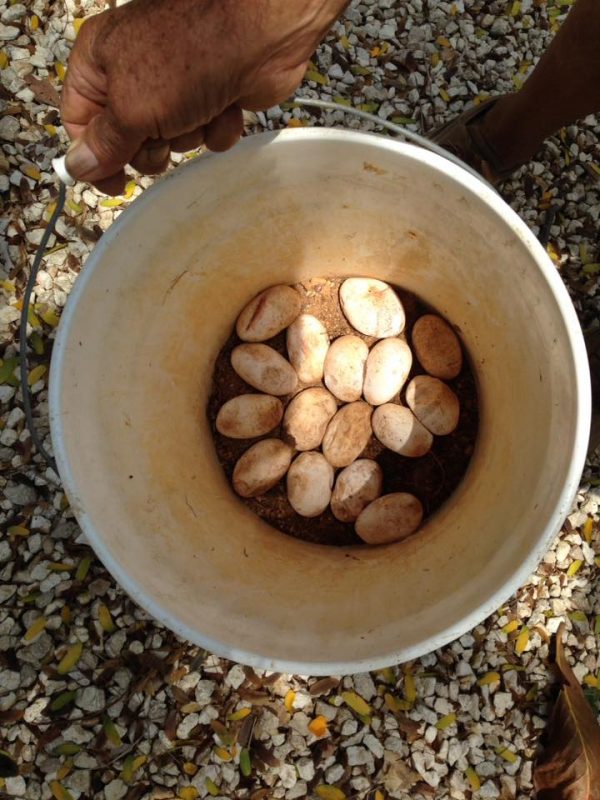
[430,95,521,186]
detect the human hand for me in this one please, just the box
[60,0,348,194]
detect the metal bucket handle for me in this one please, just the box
[293,96,495,190]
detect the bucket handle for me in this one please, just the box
[293,96,496,191]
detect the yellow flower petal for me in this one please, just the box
[284,689,296,713]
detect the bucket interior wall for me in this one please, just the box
[51,129,584,672]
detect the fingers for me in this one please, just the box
[130,139,171,174]
[64,109,141,184]
[204,105,243,152]
[93,171,128,196]
[170,126,205,153]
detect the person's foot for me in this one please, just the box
[430,101,599,455]
[429,95,527,186]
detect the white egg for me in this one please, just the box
[363,338,413,405]
[216,394,283,439]
[331,459,383,522]
[371,403,433,457]
[233,439,294,497]
[322,401,373,468]
[286,314,329,385]
[286,452,334,517]
[340,277,405,337]
[323,335,369,403]
[282,387,338,451]
[231,343,297,395]
[236,285,302,342]
[355,493,423,544]
[405,375,460,435]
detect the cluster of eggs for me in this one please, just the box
[215,278,463,545]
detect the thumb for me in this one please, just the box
[65,109,141,184]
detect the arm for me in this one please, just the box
[60,0,349,193]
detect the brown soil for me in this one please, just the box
[207,277,479,547]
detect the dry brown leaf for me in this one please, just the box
[534,623,600,799]
[23,75,61,108]
[310,677,341,696]
[164,709,179,742]
[382,751,419,794]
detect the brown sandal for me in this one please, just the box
[430,96,520,186]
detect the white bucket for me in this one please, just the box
[50,128,591,674]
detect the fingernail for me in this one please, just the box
[65,139,99,178]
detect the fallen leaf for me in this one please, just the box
[98,604,115,633]
[179,788,198,800]
[50,782,74,800]
[103,716,123,747]
[24,616,47,641]
[239,747,252,777]
[435,712,456,731]
[403,671,417,704]
[56,642,83,674]
[478,671,501,686]
[8,525,29,537]
[341,690,371,716]
[383,751,419,794]
[75,556,92,582]
[515,626,530,655]
[315,786,346,800]
[0,750,18,778]
[227,707,251,722]
[310,677,340,696]
[465,767,481,790]
[53,744,80,757]
[24,75,61,107]
[49,690,77,712]
[534,623,600,799]
[164,708,179,741]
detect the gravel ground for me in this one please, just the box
[1,1,599,799]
